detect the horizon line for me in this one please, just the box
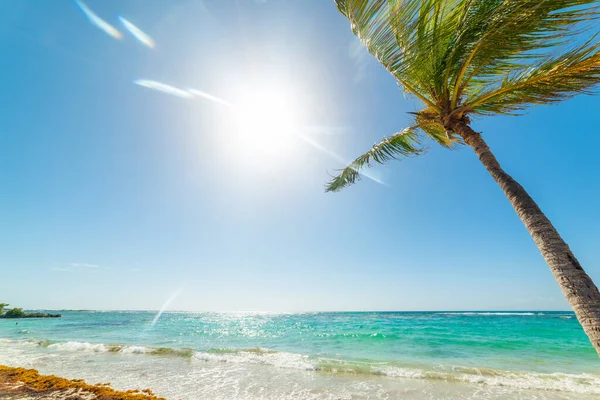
[19,309,575,313]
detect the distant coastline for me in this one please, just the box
[15,309,575,313]
[0,312,61,319]
[0,304,61,319]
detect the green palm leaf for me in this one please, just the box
[326,126,424,192]
[449,0,600,107]
[465,39,600,114]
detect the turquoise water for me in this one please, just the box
[1,311,599,399]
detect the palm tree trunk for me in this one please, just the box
[451,120,600,356]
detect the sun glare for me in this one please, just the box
[233,88,299,155]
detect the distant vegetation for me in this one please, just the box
[0,304,60,319]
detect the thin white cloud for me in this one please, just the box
[75,0,122,40]
[52,263,108,273]
[70,262,100,268]
[119,16,155,48]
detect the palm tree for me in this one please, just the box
[0,303,8,315]
[329,0,600,355]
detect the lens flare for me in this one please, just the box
[75,0,122,40]
[119,16,155,48]
[134,79,194,99]
[188,88,234,108]
[135,79,386,187]
[149,288,183,329]
[297,132,387,187]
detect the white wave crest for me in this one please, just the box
[457,370,600,395]
[438,312,537,316]
[3,338,599,395]
[374,366,426,379]
[121,345,149,354]
[377,366,600,395]
[194,350,316,371]
[48,341,108,352]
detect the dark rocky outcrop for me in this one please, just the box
[0,308,61,319]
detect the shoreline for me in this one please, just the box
[0,366,165,400]
[2,311,597,399]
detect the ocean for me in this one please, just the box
[0,311,598,399]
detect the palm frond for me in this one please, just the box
[464,38,600,114]
[450,0,600,104]
[336,0,599,112]
[335,0,465,108]
[325,126,424,192]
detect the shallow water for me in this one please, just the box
[0,311,598,399]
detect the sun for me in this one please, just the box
[232,87,299,156]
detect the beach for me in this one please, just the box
[1,311,598,399]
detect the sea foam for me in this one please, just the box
[4,338,597,395]
[437,312,538,316]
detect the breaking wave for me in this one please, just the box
[1,338,598,395]
[44,341,195,358]
[438,312,538,316]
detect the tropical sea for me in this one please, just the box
[0,311,598,399]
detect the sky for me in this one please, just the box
[1,0,600,312]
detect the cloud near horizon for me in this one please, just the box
[52,263,107,272]
[51,263,142,273]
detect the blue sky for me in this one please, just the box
[1,0,599,312]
